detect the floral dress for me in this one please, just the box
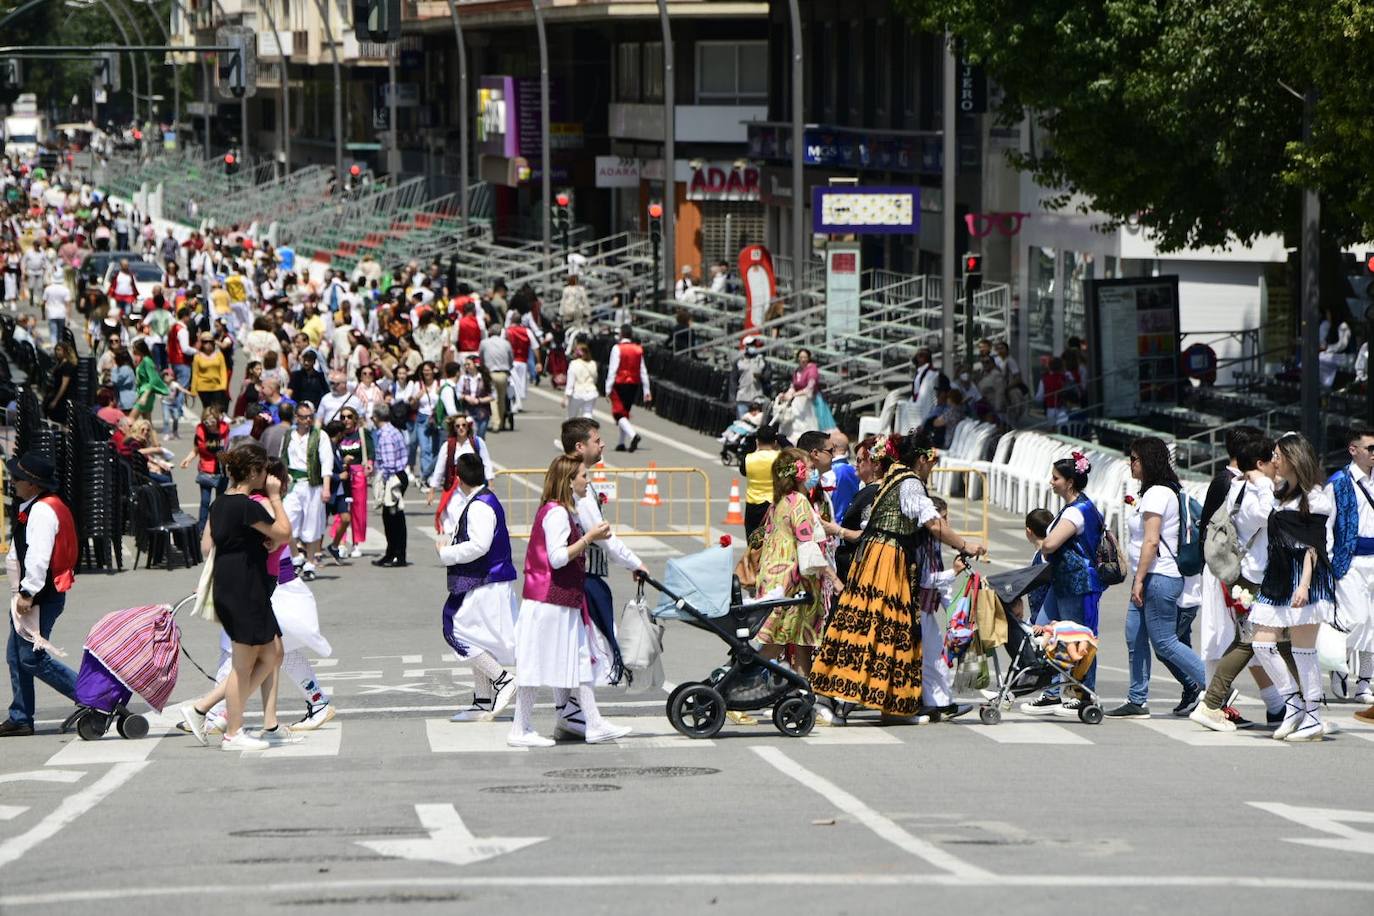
[754,491,827,648]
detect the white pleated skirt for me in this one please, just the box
[449,581,518,666]
[1249,598,1330,629]
[513,599,594,688]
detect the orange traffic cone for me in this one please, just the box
[723,478,744,524]
[641,462,663,507]
[593,461,612,503]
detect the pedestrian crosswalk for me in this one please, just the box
[28,706,1374,766]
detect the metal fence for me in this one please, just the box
[926,467,991,551]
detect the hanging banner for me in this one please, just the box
[738,244,776,334]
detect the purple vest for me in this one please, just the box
[446,489,517,595]
[522,502,585,607]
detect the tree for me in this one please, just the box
[898,0,1374,251]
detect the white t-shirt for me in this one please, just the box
[1127,484,1182,579]
[1055,505,1085,534]
[42,282,71,321]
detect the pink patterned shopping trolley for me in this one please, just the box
[60,596,195,741]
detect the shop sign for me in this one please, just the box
[687,163,761,201]
[595,156,641,188]
[812,186,921,235]
[748,124,943,175]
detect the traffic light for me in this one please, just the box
[1,59,20,91]
[962,252,983,295]
[553,191,571,231]
[354,0,403,42]
[94,47,120,92]
[224,152,239,176]
[216,26,257,99]
[1365,252,1374,275]
[349,163,362,178]
[647,201,663,245]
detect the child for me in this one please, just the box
[161,366,190,440]
[1033,620,1098,701]
[1022,508,1054,621]
[720,402,764,449]
[920,497,972,722]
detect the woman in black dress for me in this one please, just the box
[179,443,292,750]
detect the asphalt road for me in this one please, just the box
[2,381,1373,915]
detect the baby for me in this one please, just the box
[719,405,764,447]
[1033,620,1098,700]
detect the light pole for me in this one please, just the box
[654,0,674,305]
[940,30,956,368]
[785,0,803,288]
[131,0,182,141]
[256,0,292,172]
[532,0,550,271]
[443,0,470,228]
[98,0,153,125]
[309,0,344,181]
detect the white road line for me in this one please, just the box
[957,721,1094,745]
[614,732,715,749]
[1133,718,1288,748]
[44,732,168,766]
[1333,714,1374,743]
[801,726,903,746]
[750,746,993,879]
[9,872,1374,906]
[0,762,149,869]
[0,770,85,785]
[241,722,343,759]
[425,719,527,753]
[0,806,30,821]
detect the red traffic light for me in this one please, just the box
[349,164,361,177]
[647,202,663,220]
[963,253,982,273]
[223,153,235,166]
[555,192,571,208]
[132,129,142,141]
[1366,253,1374,274]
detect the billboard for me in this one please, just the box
[1087,276,1182,418]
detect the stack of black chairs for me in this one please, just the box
[68,403,123,572]
[643,345,734,436]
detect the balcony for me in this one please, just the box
[257,30,310,60]
[609,103,766,145]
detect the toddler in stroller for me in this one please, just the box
[719,401,765,467]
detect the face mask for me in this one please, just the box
[959,372,970,382]
[804,469,820,490]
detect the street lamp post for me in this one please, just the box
[256,0,292,172]
[785,0,803,288]
[309,0,345,181]
[940,31,956,367]
[532,0,550,271]
[443,0,469,228]
[654,0,673,306]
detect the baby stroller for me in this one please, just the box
[60,596,193,741]
[976,564,1104,726]
[639,545,815,738]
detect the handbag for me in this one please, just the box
[1316,622,1350,675]
[797,539,828,577]
[193,547,218,623]
[617,583,664,672]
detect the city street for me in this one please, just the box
[2,388,1373,915]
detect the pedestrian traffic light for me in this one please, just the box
[224,152,239,176]
[1365,252,1374,275]
[962,252,983,295]
[94,48,120,93]
[216,26,257,99]
[349,163,362,177]
[648,201,663,245]
[553,192,571,231]
[354,0,403,42]
[0,59,20,91]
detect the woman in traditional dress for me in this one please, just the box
[752,447,842,677]
[777,348,819,440]
[507,455,630,747]
[1250,433,1336,741]
[810,430,986,720]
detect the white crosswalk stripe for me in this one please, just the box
[1132,718,1289,748]
[802,725,903,746]
[956,719,1095,745]
[426,718,528,753]
[240,722,343,759]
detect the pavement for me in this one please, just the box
[2,379,1373,915]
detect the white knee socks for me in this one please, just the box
[1252,642,1297,697]
[283,650,330,708]
[1358,651,1374,680]
[467,651,505,701]
[511,686,538,736]
[577,685,605,730]
[1291,647,1323,717]
[617,417,634,445]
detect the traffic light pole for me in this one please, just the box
[308,0,346,182]
[257,0,292,172]
[786,0,804,288]
[940,31,956,371]
[533,0,551,272]
[443,0,469,228]
[100,0,154,125]
[655,0,674,305]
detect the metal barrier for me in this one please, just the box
[926,466,990,550]
[491,467,712,547]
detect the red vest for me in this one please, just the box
[167,322,187,365]
[507,325,531,360]
[1041,370,1068,409]
[19,495,77,595]
[613,342,643,386]
[458,315,482,352]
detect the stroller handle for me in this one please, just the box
[169,593,198,618]
[635,571,811,616]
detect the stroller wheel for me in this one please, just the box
[116,713,150,739]
[668,684,727,739]
[772,696,815,737]
[979,705,1002,726]
[720,451,733,467]
[1078,704,1104,726]
[75,711,110,741]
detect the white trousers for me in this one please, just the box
[1336,556,1374,654]
[921,608,952,709]
[283,480,326,543]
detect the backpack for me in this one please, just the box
[432,381,455,429]
[1204,487,1256,586]
[1172,488,1205,577]
[1095,529,1128,586]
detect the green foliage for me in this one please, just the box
[898,0,1374,250]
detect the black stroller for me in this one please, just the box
[638,546,815,738]
[976,563,1104,726]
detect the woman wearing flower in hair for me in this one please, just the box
[753,448,842,676]
[810,430,987,719]
[1020,452,1107,718]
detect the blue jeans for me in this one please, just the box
[1175,604,1197,648]
[7,593,78,726]
[172,363,191,390]
[417,423,440,482]
[48,318,65,345]
[1125,574,1206,706]
[1035,589,1099,694]
[197,472,227,529]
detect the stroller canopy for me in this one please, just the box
[653,546,735,621]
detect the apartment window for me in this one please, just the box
[644,42,664,103]
[695,41,767,104]
[616,43,641,102]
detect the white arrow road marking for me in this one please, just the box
[1249,802,1374,855]
[357,804,547,867]
[354,683,432,695]
[0,770,85,785]
[0,806,29,821]
[0,762,149,868]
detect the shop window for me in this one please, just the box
[695,41,768,105]
[1028,245,1057,383]
[1062,250,1093,351]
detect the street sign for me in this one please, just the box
[825,241,862,345]
[812,186,921,235]
[215,25,257,99]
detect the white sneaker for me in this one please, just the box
[450,703,494,723]
[291,704,336,731]
[205,712,227,735]
[1354,680,1374,704]
[179,702,208,746]
[585,721,633,744]
[814,703,835,726]
[1019,695,1061,716]
[489,672,517,717]
[1322,718,1340,736]
[1050,698,1084,720]
[221,730,270,751]
[1189,704,1237,733]
[507,730,555,748]
[254,726,305,745]
[349,544,364,559]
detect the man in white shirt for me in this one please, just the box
[317,372,363,426]
[558,417,647,740]
[478,324,514,432]
[709,261,729,294]
[1327,425,1374,715]
[907,348,940,431]
[42,275,71,343]
[281,402,335,581]
[20,245,47,308]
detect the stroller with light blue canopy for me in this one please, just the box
[639,544,816,738]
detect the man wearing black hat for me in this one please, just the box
[2,453,80,737]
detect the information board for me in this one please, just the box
[1088,276,1182,418]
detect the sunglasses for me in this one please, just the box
[1359,444,1374,455]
